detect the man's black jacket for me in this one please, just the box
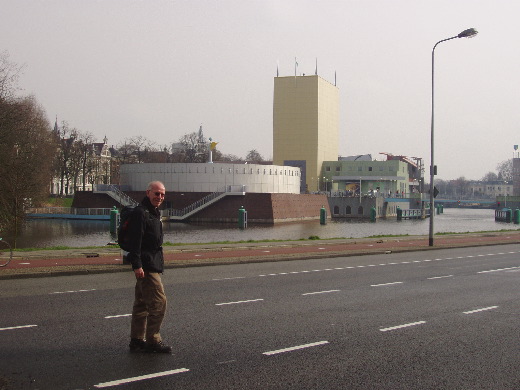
[126,196,164,273]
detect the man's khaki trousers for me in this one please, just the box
[130,272,167,343]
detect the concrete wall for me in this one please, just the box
[120,163,301,194]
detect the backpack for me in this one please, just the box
[117,205,148,252]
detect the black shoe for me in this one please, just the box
[145,341,172,354]
[129,338,146,353]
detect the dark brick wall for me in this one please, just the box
[71,192,120,208]
[72,191,329,223]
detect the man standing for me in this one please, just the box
[127,181,172,353]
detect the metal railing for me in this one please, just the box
[107,185,138,206]
[166,187,228,218]
[93,184,137,207]
[26,207,113,216]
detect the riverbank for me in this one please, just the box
[1,231,519,280]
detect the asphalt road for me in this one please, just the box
[1,244,518,389]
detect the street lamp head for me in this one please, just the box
[458,28,478,39]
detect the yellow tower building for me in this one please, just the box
[273,75,339,192]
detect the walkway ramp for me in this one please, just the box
[166,186,245,221]
[94,185,138,207]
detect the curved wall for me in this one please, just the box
[120,163,301,194]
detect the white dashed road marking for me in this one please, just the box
[380,321,426,332]
[104,314,132,319]
[371,282,403,287]
[51,289,96,294]
[94,368,190,388]
[302,290,340,296]
[478,266,520,274]
[0,324,38,331]
[215,299,264,306]
[463,306,498,315]
[263,341,329,356]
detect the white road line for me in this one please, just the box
[105,314,132,319]
[218,251,514,281]
[94,368,189,388]
[463,306,498,315]
[302,290,340,296]
[263,341,329,356]
[478,266,520,274]
[0,325,38,331]
[380,321,426,332]
[371,282,403,287]
[50,289,96,294]
[427,275,453,280]
[215,299,264,306]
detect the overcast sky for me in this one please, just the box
[2,0,518,180]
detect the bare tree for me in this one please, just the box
[74,131,96,191]
[0,96,56,235]
[0,51,24,101]
[481,171,498,182]
[179,132,208,163]
[245,149,264,163]
[496,159,512,181]
[54,121,78,195]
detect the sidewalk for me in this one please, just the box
[1,231,519,279]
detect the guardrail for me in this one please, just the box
[107,185,138,206]
[167,188,227,218]
[165,186,245,220]
[26,207,113,216]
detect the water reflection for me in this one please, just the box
[5,208,515,249]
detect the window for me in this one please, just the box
[368,167,373,172]
[346,206,352,215]
[326,166,331,172]
[358,206,364,215]
[333,206,339,215]
[358,166,362,172]
[336,166,341,172]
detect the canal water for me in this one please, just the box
[3,208,516,249]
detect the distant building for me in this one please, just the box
[468,180,513,198]
[513,153,520,196]
[321,154,422,196]
[273,75,339,193]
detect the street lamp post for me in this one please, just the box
[429,28,478,246]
